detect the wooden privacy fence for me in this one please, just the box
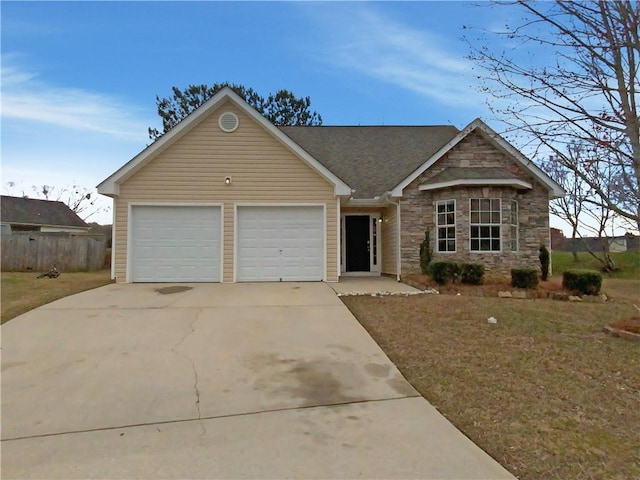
[1,232,106,272]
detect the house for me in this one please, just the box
[560,235,640,253]
[0,195,90,233]
[97,87,564,283]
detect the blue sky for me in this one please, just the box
[2,1,521,225]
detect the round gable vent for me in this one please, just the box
[218,112,239,132]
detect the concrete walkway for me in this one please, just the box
[330,276,422,295]
[1,282,514,479]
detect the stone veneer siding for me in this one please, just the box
[400,131,550,277]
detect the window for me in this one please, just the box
[510,200,519,251]
[436,200,456,252]
[470,198,501,251]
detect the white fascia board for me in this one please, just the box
[390,118,565,199]
[419,178,533,191]
[472,121,565,198]
[97,90,235,196]
[343,198,387,207]
[97,87,352,197]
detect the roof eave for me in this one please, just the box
[419,178,533,192]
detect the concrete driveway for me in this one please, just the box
[2,282,514,479]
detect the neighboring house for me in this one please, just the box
[0,195,90,233]
[561,235,640,253]
[97,87,564,283]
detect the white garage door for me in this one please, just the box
[237,206,324,282]
[131,206,221,282]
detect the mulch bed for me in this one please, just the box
[403,273,565,298]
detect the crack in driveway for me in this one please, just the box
[171,309,203,423]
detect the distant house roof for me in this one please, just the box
[0,195,88,229]
[278,125,459,199]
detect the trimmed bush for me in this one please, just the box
[419,230,432,274]
[539,244,550,281]
[430,261,461,285]
[460,263,485,285]
[562,269,602,295]
[511,267,539,289]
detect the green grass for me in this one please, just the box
[1,270,113,324]
[552,251,640,279]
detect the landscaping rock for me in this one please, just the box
[568,295,583,302]
[512,291,528,299]
[498,291,512,298]
[487,316,498,324]
[337,289,439,297]
[582,293,607,303]
[552,292,569,301]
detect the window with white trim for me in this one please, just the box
[510,200,519,251]
[470,198,501,251]
[436,200,456,252]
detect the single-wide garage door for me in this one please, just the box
[131,205,221,282]
[237,206,324,282]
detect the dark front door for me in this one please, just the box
[345,215,370,272]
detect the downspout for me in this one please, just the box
[396,200,401,282]
[110,199,116,280]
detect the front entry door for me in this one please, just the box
[345,215,370,272]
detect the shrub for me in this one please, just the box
[511,267,539,289]
[460,263,485,285]
[562,269,602,295]
[539,244,550,281]
[419,230,432,274]
[430,261,460,285]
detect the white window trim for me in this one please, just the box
[435,199,456,253]
[469,198,502,253]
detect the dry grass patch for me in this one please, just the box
[1,270,113,324]
[342,294,640,480]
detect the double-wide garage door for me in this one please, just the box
[130,205,324,282]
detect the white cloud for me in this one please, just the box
[1,57,149,140]
[306,6,478,107]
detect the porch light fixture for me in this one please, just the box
[224,176,232,185]
[378,217,383,223]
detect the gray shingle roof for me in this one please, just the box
[278,126,459,199]
[0,196,88,228]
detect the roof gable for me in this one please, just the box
[0,195,88,228]
[97,87,351,196]
[390,118,565,198]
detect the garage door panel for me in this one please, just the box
[237,206,324,282]
[131,206,221,282]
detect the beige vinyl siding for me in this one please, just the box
[113,100,337,282]
[381,205,398,275]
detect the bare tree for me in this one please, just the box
[542,144,619,270]
[467,1,640,231]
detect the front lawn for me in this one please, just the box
[1,270,113,324]
[342,292,640,480]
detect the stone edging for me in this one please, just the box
[603,325,640,342]
[337,289,439,297]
